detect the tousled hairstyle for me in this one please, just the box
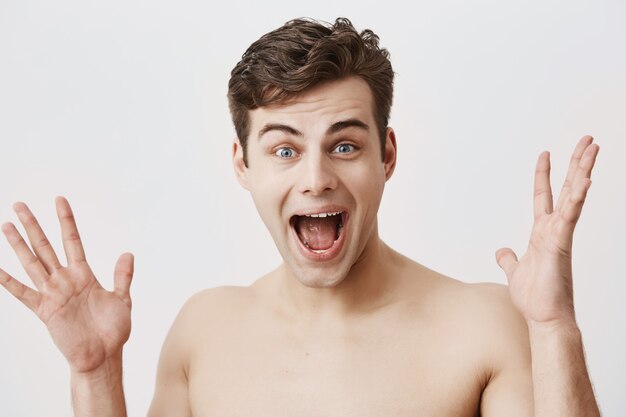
[227,17,394,166]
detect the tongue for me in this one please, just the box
[296,216,338,250]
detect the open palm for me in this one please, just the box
[0,196,134,373]
[496,135,599,326]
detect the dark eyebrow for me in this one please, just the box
[257,118,370,140]
[257,123,303,139]
[327,118,370,135]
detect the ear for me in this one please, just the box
[232,138,249,190]
[383,127,397,181]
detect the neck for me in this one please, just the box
[275,232,404,323]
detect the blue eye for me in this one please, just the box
[334,143,355,154]
[275,147,295,158]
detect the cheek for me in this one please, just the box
[343,160,386,200]
[247,170,291,227]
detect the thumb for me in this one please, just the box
[495,247,518,282]
[113,252,134,307]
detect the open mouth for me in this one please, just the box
[290,211,346,255]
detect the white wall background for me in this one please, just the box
[0,0,624,415]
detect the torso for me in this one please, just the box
[184,254,507,417]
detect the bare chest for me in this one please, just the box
[187,312,486,417]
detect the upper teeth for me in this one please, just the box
[304,211,341,218]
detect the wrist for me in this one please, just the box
[70,350,128,417]
[527,318,581,340]
[71,351,124,384]
[526,306,577,331]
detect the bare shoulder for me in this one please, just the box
[148,285,250,416]
[175,285,254,332]
[148,285,254,416]
[182,285,251,313]
[463,281,530,345]
[460,281,520,318]
[437,282,533,412]
[445,278,531,371]
[410,265,531,367]
[161,285,247,344]
[423,269,525,327]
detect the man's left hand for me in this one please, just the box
[495,135,599,327]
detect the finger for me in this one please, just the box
[558,143,599,227]
[533,151,554,219]
[495,248,518,282]
[1,222,50,289]
[0,266,41,313]
[13,202,63,273]
[113,252,134,308]
[55,196,87,264]
[555,135,593,213]
[561,177,593,227]
[570,143,599,192]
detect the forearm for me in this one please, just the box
[528,320,601,417]
[70,351,128,417]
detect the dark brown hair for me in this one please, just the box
[227,17,394,166]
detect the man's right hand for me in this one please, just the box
[0,196,134,374]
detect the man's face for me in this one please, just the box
[233,76,396,288]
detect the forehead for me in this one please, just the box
[249,77,376,135]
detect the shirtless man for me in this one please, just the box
[0,17,601,416]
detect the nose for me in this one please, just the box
[296,151,338,196]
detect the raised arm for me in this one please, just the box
[0,196,134,417]
[493,135,602,416]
